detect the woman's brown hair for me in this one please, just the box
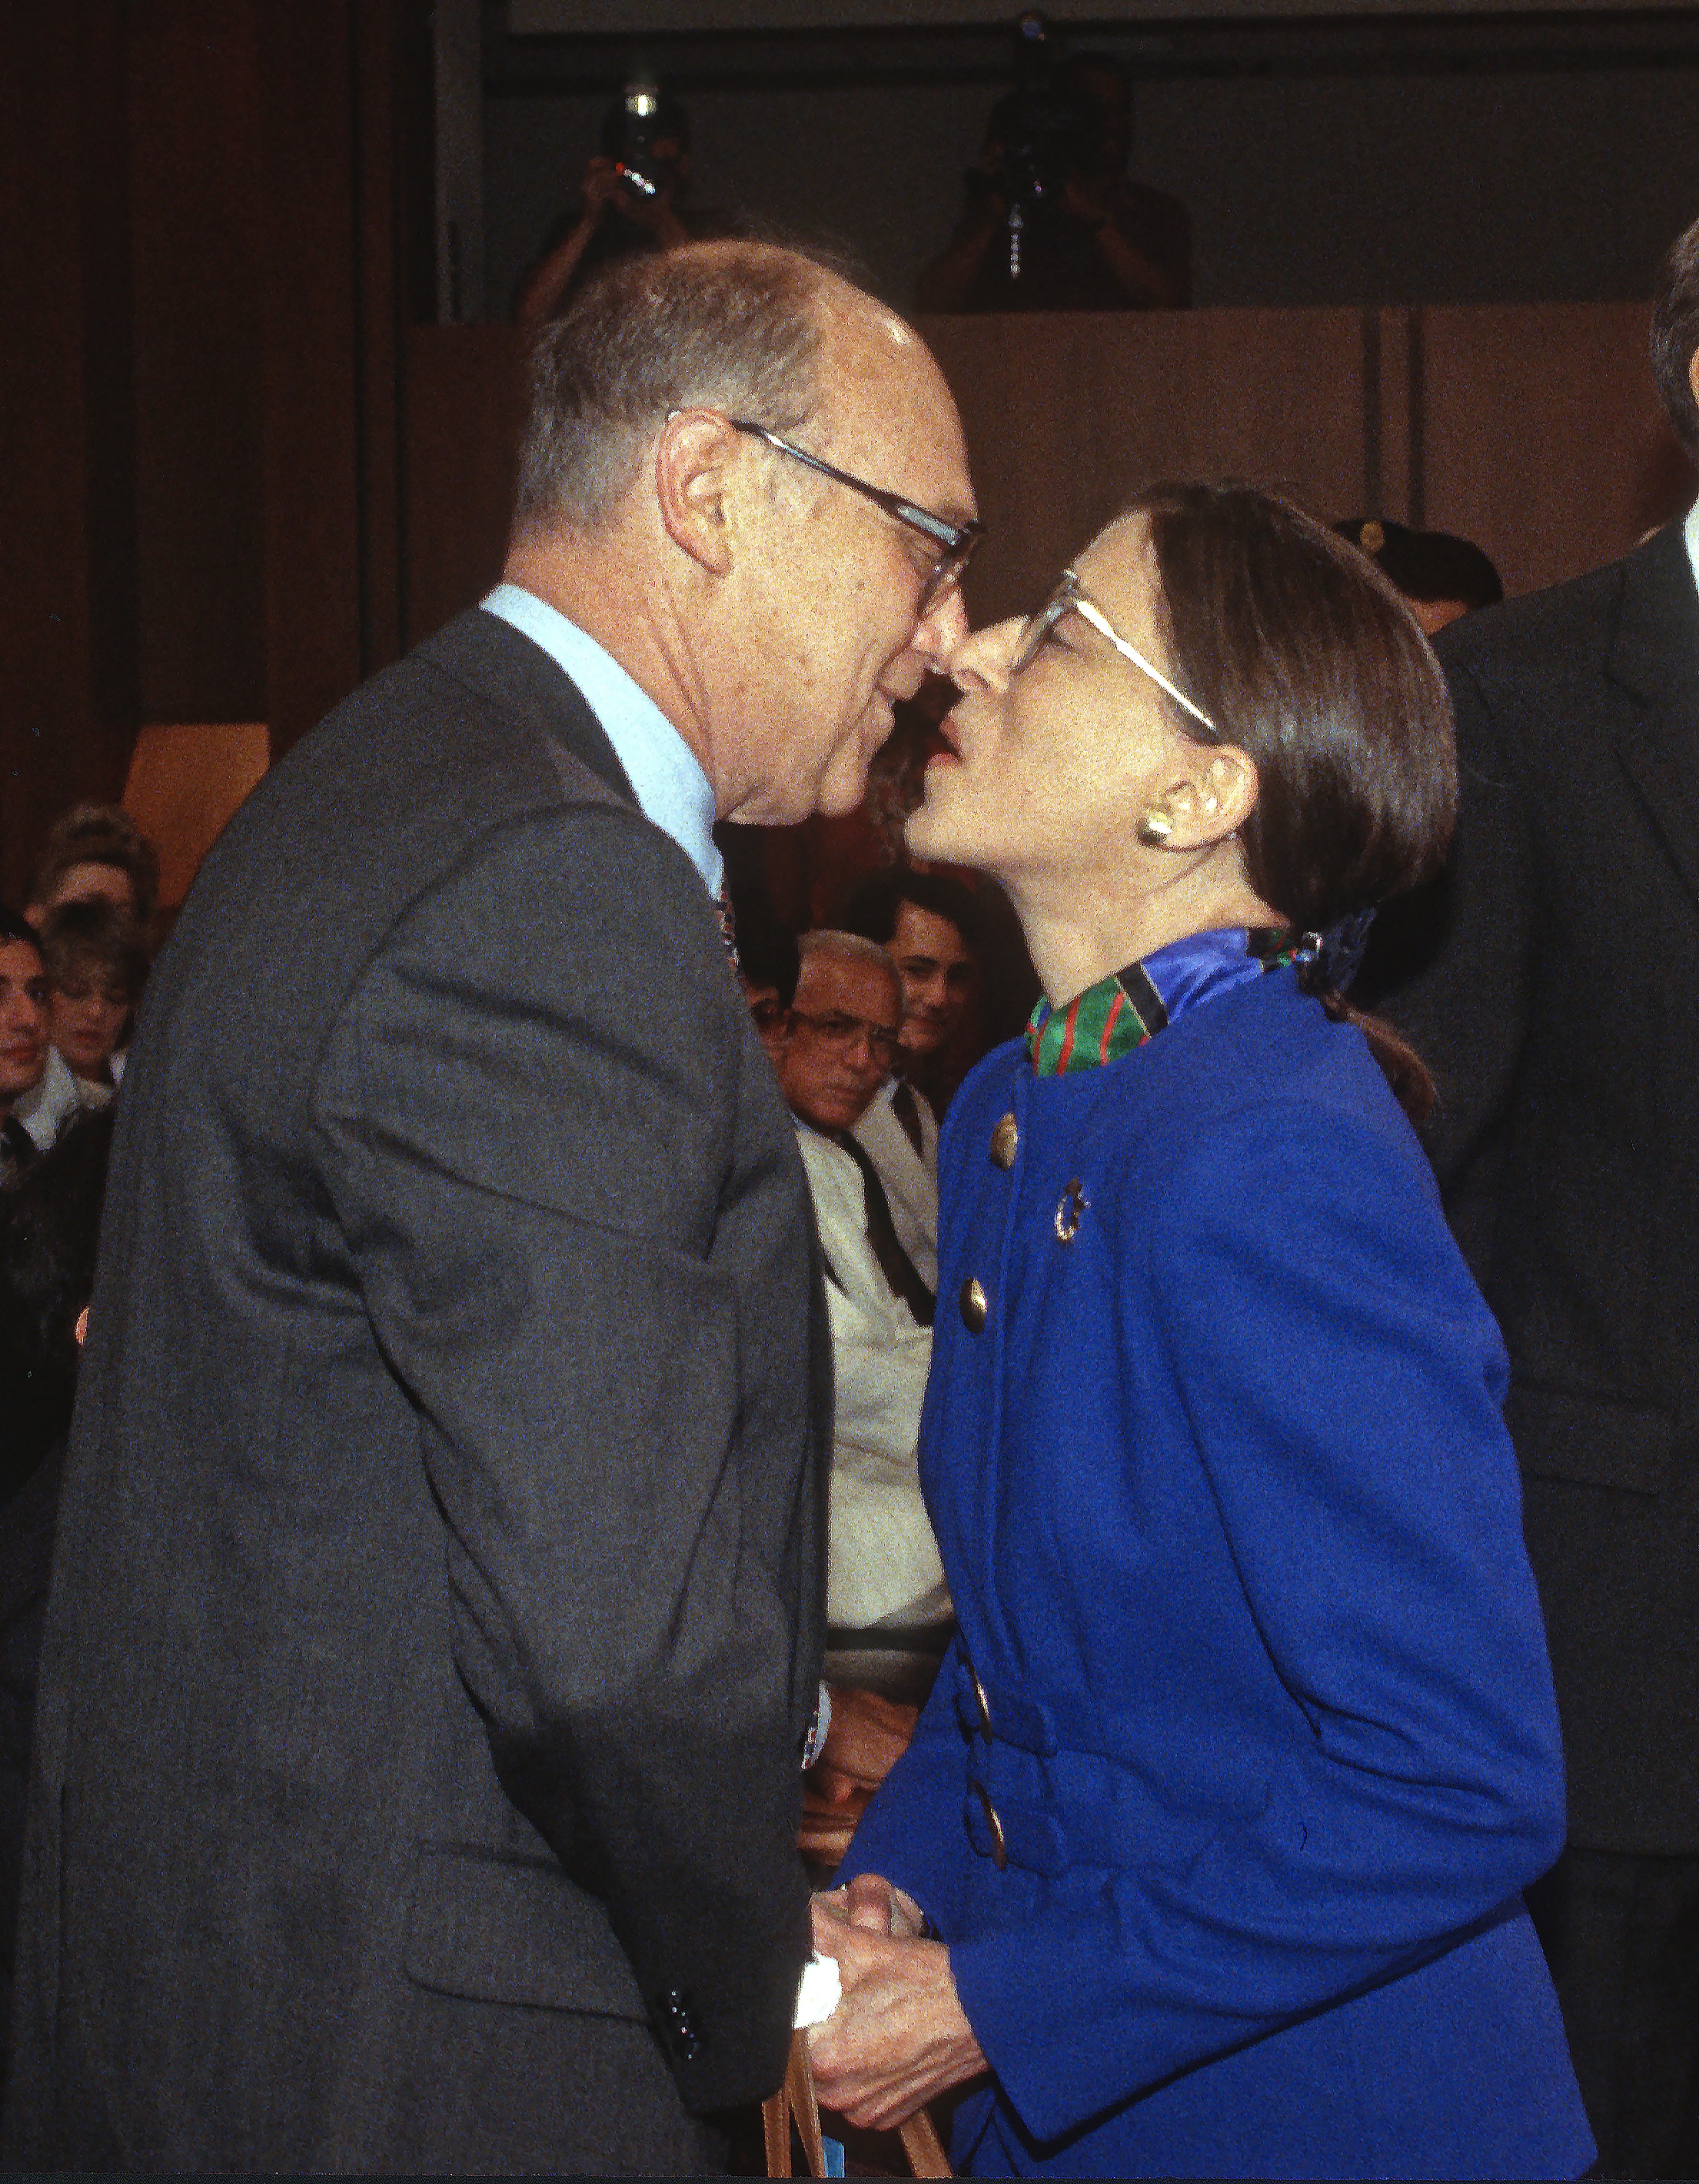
[1126,480,1458,1123]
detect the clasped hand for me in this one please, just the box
[805,1873,987,2131]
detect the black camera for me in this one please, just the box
[995,13,1079,217]
[613,78,674,201]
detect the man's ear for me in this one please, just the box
[654,409,742,578]
[1160,746,1260,850]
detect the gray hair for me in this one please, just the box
[513,239,840,537]
[797,929,900,986]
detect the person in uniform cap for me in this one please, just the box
[4,238,978,2175]
[805,483,1593,2180]
[1334,517,1503,637]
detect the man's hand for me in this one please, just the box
[817,1685,918,1791]
[806,1884,986,2129]
[799,1687,918,1863]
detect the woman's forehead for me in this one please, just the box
[1074,514,1161,632]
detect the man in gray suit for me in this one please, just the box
[4,239,978,2173]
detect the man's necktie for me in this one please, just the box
[837,1131,935,1328]
[890,1078,925,1160]
[715,878,739,970]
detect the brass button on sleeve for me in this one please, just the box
[990,1112,1018,1168]
[975,1784,1009,1870]
[959,1277,988,1333]
[971,1669,993,1732]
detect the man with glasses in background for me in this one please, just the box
[7,239,978,2175]
[779,931,951,1869]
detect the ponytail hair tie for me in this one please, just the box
[1292,909,1377,996]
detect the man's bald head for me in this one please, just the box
[516,239,851,538]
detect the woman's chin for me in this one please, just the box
[906,773,981,867]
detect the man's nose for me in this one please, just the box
[911,581,970,666]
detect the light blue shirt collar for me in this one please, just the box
[480,583,722,896]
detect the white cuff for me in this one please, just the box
[801,1680,832,1770]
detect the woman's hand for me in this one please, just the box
[812,1869,926,1940]
[806,1882,987,2129]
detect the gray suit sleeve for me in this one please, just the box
[312,801,810,2109]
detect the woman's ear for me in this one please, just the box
[1159,746,1260,849]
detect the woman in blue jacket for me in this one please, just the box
[807,483,1593,2179]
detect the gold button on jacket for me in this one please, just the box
[990,1112,1019,1169]
[960,1276,989,1332]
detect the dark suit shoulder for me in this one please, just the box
[1437,525,1687,696]
[141,611,684,1146]
[178,611,647,966]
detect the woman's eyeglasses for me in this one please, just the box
[728,419,984,615]
[1012,569,1219,735]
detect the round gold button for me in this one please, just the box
[975,1783,1009,1870]
[960,1277,988,1333]
[990,1112,1018,1169]
[971,1669,993,1732]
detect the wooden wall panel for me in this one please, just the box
[401,326,527,646]
[921,309,1371,624]
[1419,304,1694,598]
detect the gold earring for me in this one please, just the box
[1137,802,1174,845]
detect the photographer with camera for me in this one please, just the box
[516,80,726,329]
[915,29,1190,315]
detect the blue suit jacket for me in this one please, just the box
[839,970,1593,2179]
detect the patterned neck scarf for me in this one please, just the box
[1027,926,1294,1077]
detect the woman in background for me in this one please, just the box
[806,483,1593,2179]
[38,899,148,1106]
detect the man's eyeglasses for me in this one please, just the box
[1011,568,1220,735]
[789,1006,902,1071]
[728,419,984,615]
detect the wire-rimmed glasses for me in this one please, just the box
[788,1006,902,1071]
[728,418,984,614]
[1012,568,1219,735]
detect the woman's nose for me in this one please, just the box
[942,615,1023,695]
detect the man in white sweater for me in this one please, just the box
[779,932,951,1657]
